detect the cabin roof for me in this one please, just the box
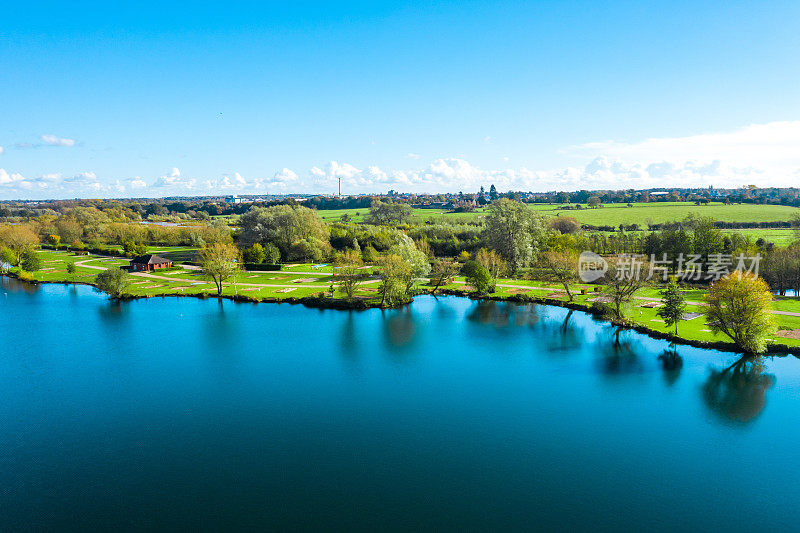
[130,254,171,265]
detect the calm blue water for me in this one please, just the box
[2,277,800,531]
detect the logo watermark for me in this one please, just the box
[578,251,608,282]
[578,252,761,282]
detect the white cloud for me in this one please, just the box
[0,146,4,155]
[128,177,148,190]
[407,153,420,159]
[41,134,76,147]
[153,167,196,189]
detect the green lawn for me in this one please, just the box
[531,202,800,226]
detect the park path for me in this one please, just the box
[73,259,379,289]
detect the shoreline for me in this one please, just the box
[5,272,799,358]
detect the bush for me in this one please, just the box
[462,260,493,294]
[243,243,266,264]
[95,267,130,298]
[20,250,42,272]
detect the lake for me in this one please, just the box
[2,277,800,531]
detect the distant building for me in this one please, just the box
[225,195,242,204]
[130,254,173,272]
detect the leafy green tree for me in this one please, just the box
[366,200,413,225]
[587,196,601,208]
[263,242,281,264]
[476,248,506,287]
[429,258,459,294]
[334,249,365,299]
[123,241,148,257]
[388,235,431,294]
[243,243,266,264]
[542,250,579,301]
[657,278,686,334]
[20,250,42,272]
[200,242,241,295]
[489,184,498,201]
[47,234,61,247]
[462,260,493,294]
[376,254,411,307]
[483,199,546,273]
[95,267,129,298]
[705,273,776,354]
[603,257,650,319]
[690,216,724,261]
[66,261,77,279]
[0,224,39,266]
[239,205,329,258]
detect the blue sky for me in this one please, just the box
[1,0,799,198]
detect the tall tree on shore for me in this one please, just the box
[705,273,776,354]
[489,184,498,201]
[95,267,130,299]
[483,199,546,273]
[657,278,686,334]
[542,250,579,301]
[200,242,241,295]
[429,258,459,294]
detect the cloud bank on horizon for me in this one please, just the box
[1,121,799,199]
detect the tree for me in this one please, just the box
[334,249,365,300]
[542,250,578,301]
[20,250,42,272]
[476,248,506,287]
[66,261,77,279]
[95,267,129,298]
[690,216,724,262]
[123,241,148,257]
[587,196,601,209]
[0,224,39,266]
[489,184,498,201]
[239,205,329,258]
[376,254,411,308]
[603,256,650,319]
[263,243,281,264]
[388,236,431,294]
[243,243,266,264]
[462,260,493,294]
[705,273,776,354]
[657,278,686,334]
[366,200,413,225]
[549,216,581,235]
[429,258,459,294]
[47,234,61,247]
[483,199,546,273]
[200,242,241,295]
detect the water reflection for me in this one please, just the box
[382,308,417,354]
[467,301,539,329]
[544,309,584,353]
[596,326,643,376]
[0,276,39,295]
[658,343,683,387]
[702,356,776,424]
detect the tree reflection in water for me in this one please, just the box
[381,307,417,351]
[544,309,584,353]
[596,326,643,376]
[466,301,539,329]
[702,356,776,424]
[657,343,683,387]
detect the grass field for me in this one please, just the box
[530,202,800,226]
[314,202,800,227]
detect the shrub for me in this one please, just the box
[462,260,493,294]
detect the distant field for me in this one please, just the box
[533,202,800,226]
[315,202,799,227]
